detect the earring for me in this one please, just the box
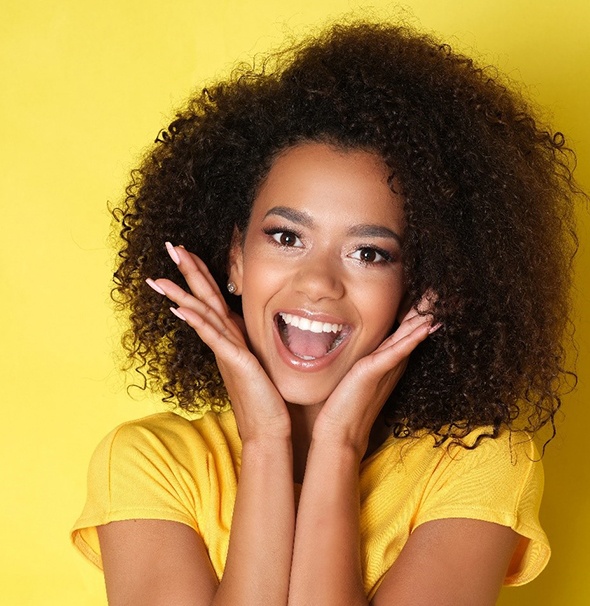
[227,281,237,294]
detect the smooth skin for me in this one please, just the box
[98,143,521,605]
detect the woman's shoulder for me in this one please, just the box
[84,408,242,498]
[76,408,239,528]
[434,428,543,489]
[360,426,549,592]
[96,408,240,458]
[367,425,540,470]
[72,408,240,569]
[362,425,545,529]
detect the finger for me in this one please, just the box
[367,320,431,373]
[175,305,247,363]
[374,312,431,353]
[397,288,439,325]
[150,277,243,341]
[165,243,228,318]
[386,289,442,345]
[174,245,225,297]
[174,305,275,405]
[186,251,224,296]
[399,305,423,323]
[177,249,228,317]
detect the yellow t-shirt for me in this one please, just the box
[71,409,550,598]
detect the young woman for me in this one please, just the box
[72,22,579,605]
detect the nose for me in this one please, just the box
[292,251,345,302]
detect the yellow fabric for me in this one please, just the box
[71,409,550,597]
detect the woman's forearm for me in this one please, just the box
[213,436,295,606]
[288,439,368,606]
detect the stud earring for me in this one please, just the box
[227,281,237,294]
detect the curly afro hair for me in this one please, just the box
[111,21,580,447]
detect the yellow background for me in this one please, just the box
[2,1,588,604]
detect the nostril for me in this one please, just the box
[293,263,345,300]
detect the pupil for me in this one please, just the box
[281,232,295,246]
[361,248,376,262]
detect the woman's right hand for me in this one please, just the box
[147,242,291,444]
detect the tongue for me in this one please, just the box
[285,325,335,359]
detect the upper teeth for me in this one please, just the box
[279,313,342,334]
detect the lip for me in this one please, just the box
[272,308,352,371]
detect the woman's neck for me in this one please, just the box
[286,402,390,484]
[287,402,322,484]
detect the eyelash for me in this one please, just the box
[263,227,396,265]
[351,246,395,265]
[264,227,303,248]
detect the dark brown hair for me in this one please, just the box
[112,22,580,446]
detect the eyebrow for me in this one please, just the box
[264,205,402,245]
[347,224,402,245]
[264,206,314,227]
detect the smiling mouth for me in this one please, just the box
[276,313,349,360]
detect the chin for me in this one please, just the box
[274,381,331,408]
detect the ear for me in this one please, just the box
[227,227,244,295]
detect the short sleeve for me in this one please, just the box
[414,432,550,586]
[71,413,210,569]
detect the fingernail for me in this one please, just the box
[170,307,186,321]
[165,241,181,264]
[428,322,442,334]
[145,278,166,296]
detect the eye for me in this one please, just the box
[268,230,303,248]
[350,247,392,264]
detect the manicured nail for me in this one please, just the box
[145,278,166,296]
[165,241,180,264]
[429,322,442,334]
[170,307,186,321]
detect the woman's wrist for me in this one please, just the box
[232,407,292,446]
[241,433,293,458]
[307,434,364,468]
[310,417,371,462]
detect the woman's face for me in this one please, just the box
[229,142,406,406]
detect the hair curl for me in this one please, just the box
[112,21,580,446]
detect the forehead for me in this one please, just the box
[251,142,405,229]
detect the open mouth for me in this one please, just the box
[276,312,349,361]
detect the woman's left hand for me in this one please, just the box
[312,302,437,457]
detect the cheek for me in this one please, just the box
[360,277,405,337]
[242,241,292,293]
[242,258,281,301]
[240,258,284,330]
